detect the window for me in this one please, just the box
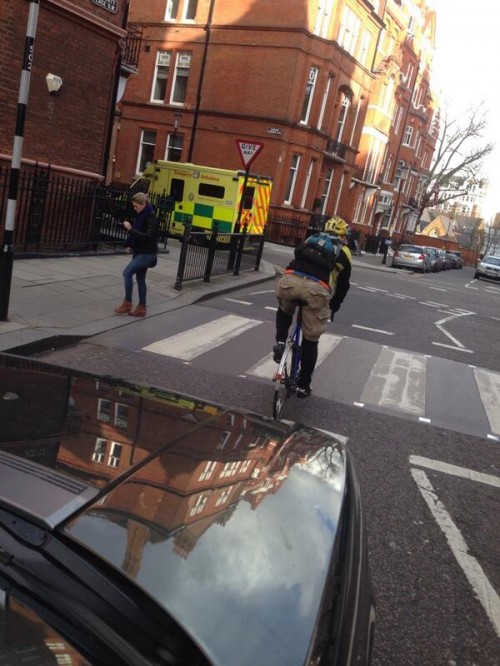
[335,91,351,143]
[199,182,225,199]
[393,160,406,190]
[151,51,170,102]
[320,167,333,214]
[183,0,198,20]
[383,156,392,183]
[166,133,183,161]
[359,29,371,67]
[170,177,184,201]
[220,461,241,478]
[92,438,106,464]
[300,159,316,208]
[199,460,216,481]
[97,398,111,423]
[403,125,414,146]
[317,74,332,130]
[284,154,301,204]
[190,494,207,516]
[108,442,123,469]
[338,6,361,57]
[170,52,191,105]
[218,431,231,450]
[300,66,318,124]
[313,0,334,38]
[136,130,156,174]
[165,0,179,20]
[215,486,233,507]
[114,403,129,428]
[394,105,404,134]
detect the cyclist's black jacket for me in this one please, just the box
[286,242,352,303]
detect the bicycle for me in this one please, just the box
[272,302,303,420]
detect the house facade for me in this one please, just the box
[110,0,438,239]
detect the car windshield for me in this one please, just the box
[483,256,500,266]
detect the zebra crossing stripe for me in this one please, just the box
[473,368,500,435]
[247,333,343,379]
[360,348,426,415]
[142,314,261,360]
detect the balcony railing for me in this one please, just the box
[122,25,142,73]
[324,138,355,161]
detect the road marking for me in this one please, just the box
[361,348,426,415]
[352,325,394,335]
[434,311,474,350]
[429,286,447,291]
[142,315,261,360]
[419,417,431,423]
[420,301,448,308]
[410,468,500,638]
[393,293,416,299]
[409,456,500,488]
[247,333,343,379]
[492,316,500,322]
[474,368,500,435]
[250,289,274,295]
[224,297,252,305]
[358,286,380,292]
[385,293,407,299]
[264,305,278,311]
[432,342,473,353]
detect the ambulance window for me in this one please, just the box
[170,178,184,202]
[242,186,255,209]
[198,183,225,199]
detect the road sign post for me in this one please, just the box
[235,140,264,230]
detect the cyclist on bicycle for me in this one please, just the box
[273,217,352,398]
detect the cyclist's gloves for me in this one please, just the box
[329,297,341,314]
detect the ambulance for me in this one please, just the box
[140,160,273,238]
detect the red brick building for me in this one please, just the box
[0,0,130,179]
[113,0,438,239]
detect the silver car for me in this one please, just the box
[475,254,500,281]
[391,244,431,272]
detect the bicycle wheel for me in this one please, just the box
[272,343,293,420]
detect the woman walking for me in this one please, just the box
[114,192,159,318]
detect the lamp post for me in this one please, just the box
[170,112,182,161]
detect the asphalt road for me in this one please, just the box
[34,258,500,666]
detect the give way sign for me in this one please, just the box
[236,140,264,168]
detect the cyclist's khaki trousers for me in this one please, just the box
[275,273,330,342]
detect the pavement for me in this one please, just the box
[0,242,394,355]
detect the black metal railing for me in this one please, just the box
[122,25,143,72]
[175,221,265,290]
[264,212,327,247]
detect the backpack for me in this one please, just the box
[299,232,341,271]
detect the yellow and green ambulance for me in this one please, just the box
[140,160,273,238]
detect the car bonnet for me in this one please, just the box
[0,354,349,666]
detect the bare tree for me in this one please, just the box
[420,104,494,212]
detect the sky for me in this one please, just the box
[431,0,500,220]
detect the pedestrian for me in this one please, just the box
[273,217,352,398]
[381,237,392,264]
[114,192,159,318]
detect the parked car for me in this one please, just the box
[391,244,431,272]
[474,254,500,281]
[435,248,449,271]
[423,246,441,272]
[447,250,464,269]
[0,354,374,666]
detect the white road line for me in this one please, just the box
[429,286,447,291]
[248,333,343,379]
[432,342,473,353]
[142,315,261,360]
[352,325,394,335]
[420,301,448,308]
[264,305,278,311]
[393,293,416,299]
[492,316,500,322]
[434,311,474,349]
[250,289,275,295]
[358,286,380,292]
[409,456,500,488]
[224,298,252,305]
[385,294,407,299]
[410,468,500,638]
[474,368,500,435]
[361,348,426,415]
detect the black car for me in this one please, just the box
[0,354,374,665]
